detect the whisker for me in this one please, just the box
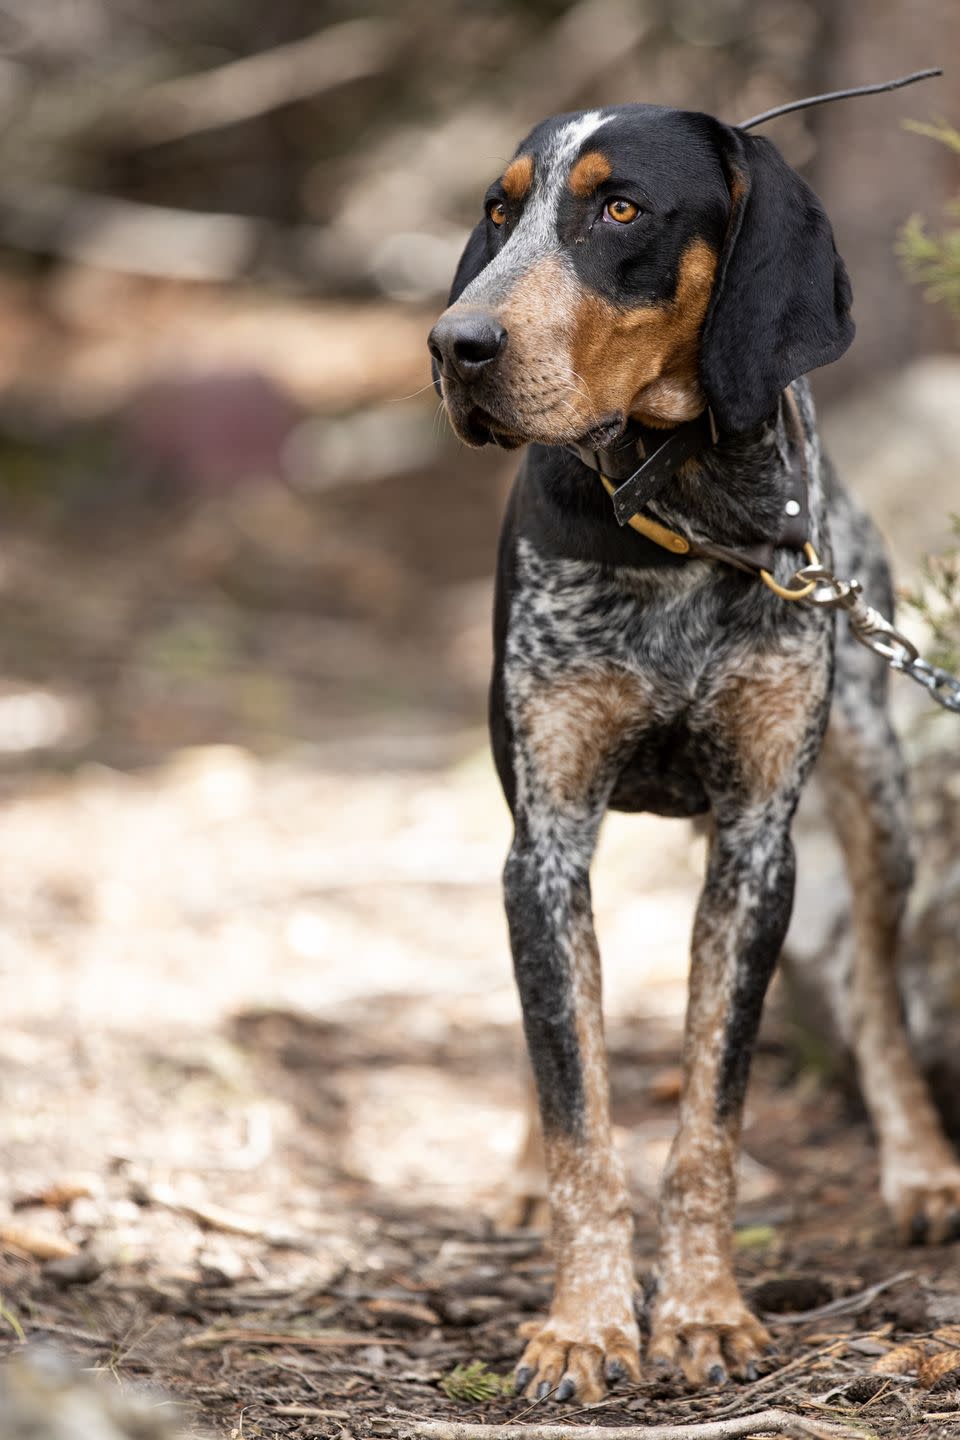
[569,367,603,426]
[388,380,440,403]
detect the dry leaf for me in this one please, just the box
[871,1341,928,1375]
[933,1324,960,1347]
[365,1298,440,1326]
[14,1181,93,1211]
[0,1222,77,1261]
[919,1349,960,1388]
[648,1066,683,1102]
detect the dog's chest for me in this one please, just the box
[504,538,730,711]
[500,535,829,819]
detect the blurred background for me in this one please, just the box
[0,2,959,1433]
[0,0,957,766]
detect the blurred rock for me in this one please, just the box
[285,404,437,493]
[0,685,95,757]
[821,355,960,573]
[122,370,299,495]
[0,1349,188,1440]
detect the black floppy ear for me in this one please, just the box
[431,220,489,396]
[699,126,854,434]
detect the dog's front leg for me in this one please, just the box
[649,810,792,1385]
[504,811,640,1402]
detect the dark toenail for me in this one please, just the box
[606,1359,626,1384]
[556,1377,576,1402]
[909,1213,930,1246]
[744,1362,758,1382]
[515,1366,533,1393]
[536,1381,551,1399]
[708,1364,727,1385]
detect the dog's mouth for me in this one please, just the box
[580,413,627,451]
[447,397,627,454]
[447,403,527,450]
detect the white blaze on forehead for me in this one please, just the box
[458,110,611,306]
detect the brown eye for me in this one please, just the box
[488,201,507,227]
[604,197,639,224]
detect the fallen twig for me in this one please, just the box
[139,1181,308,1248]
[182,1327,405,1350]
[509,1385,561,1425]
[763,1271,914,1326]
[707,1337,851,1418]
[24,1320,110,1346]
[271,1407,353,1419]
[390,1410,864,1440]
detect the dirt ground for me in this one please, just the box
[0,284,959,1438]
[2,496,960,1440]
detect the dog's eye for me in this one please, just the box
[488,201,507,227]
[603,198,639,224]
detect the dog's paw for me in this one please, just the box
[515,1317,640,1402]
[648,1296,770,1386]
[886,1168,960,1245]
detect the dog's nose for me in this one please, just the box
[428,312,506,383]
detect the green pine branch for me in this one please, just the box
[896,121,960,667]
[897,119,960,317]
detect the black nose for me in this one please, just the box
[428,312,507,383]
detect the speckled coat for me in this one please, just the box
[428,102,960,1404]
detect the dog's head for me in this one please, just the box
[428,105,853,449]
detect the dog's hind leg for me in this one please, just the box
[819,640,960,1243]
[497,1071,549,1231]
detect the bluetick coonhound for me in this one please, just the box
[427,103,960,1402]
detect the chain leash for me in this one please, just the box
[793,561,960,715]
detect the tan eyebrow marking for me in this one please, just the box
[568,150,612,197]
[502,153,534,202]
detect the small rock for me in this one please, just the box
[42,1250,105,1288]
[0,1349,187,1438]
[751,1275,832,1313]
[437,1295,506,1325]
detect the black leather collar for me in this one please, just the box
[568,410,718,526]
[569,393,812,575]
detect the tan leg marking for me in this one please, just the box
[513,671,649,1398]
[519,667,654,809]
[820,718,960,1243]
[711,652,828,798]
[651,871,770,1384]
[517,904,640,1400]
[651,654,826,1382]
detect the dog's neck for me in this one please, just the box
[651,401,804,549]
[524,386,815,570]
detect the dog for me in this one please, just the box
[427,103,960,1403]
